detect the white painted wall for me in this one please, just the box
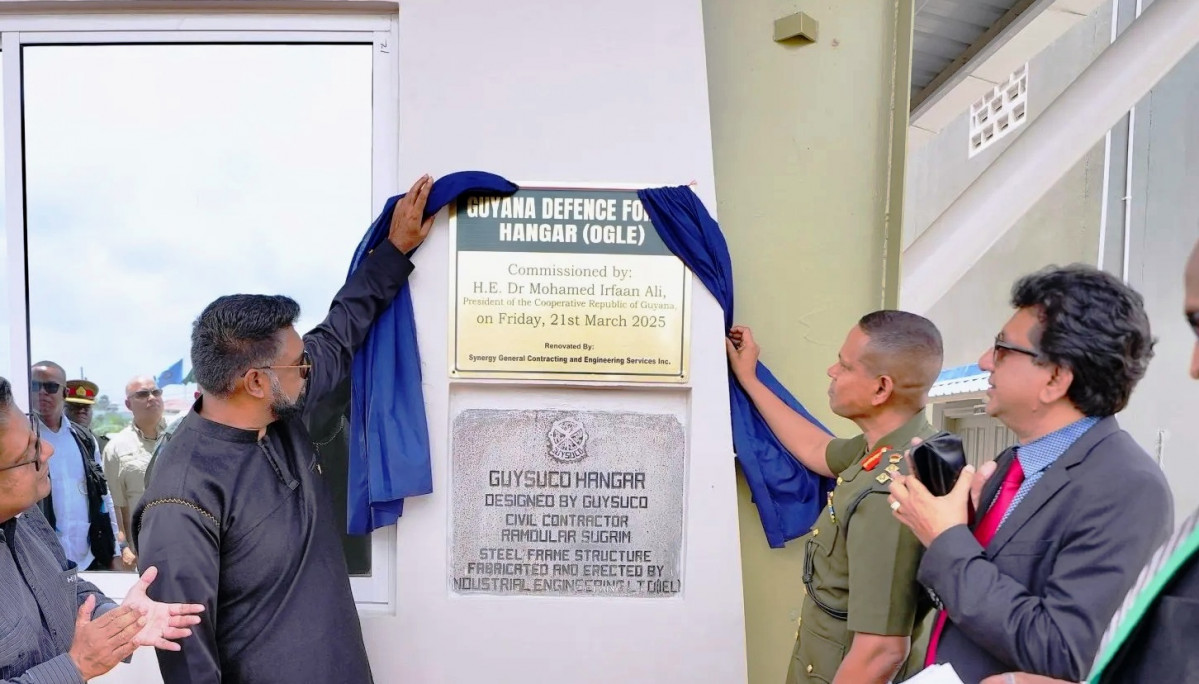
[97,1,745,683]
[1117,31,1199,524]
[904,0,1199,527]
[380,1,744,679]
[904,4,1111,367]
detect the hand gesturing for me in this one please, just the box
[121,566,205,651]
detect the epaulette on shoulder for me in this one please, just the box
[841,452,909,535]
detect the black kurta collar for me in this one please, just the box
[190,397,262,444]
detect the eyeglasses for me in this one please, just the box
[992,336,1039,365]
[129,388,164,400]
[0,414,43,473]
[1187,311,1199,340]
[260,350,313,380]
[30,380,62,395]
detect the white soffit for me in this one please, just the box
[915,73,999,133]
[910,0,1105,151]
[973,8,1088,81]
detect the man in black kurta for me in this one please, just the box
[134,175,436,683]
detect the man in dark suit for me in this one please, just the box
[977,238,1199,684]
[886,264,1172,684]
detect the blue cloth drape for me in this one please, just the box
[346,171,519,534]
[637,185,833,548]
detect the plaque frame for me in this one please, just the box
[448,182,693,384]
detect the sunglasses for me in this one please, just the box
[992,336,1039,365]
[30,380,62,395]
[130,388,164,400]
[260,350,313,380]
[1187,311,1199,340]
[0,414,43,473]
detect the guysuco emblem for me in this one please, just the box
[548,418,588,463]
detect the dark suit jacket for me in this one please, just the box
[918,417,1172,684]
[1097,520,1199,682]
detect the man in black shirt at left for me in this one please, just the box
[135,174,436,684]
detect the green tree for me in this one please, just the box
[93,394,117,413]
[92,412,130,437]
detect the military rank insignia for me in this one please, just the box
[862,445,892,471]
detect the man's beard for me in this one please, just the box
[269,374,306,422]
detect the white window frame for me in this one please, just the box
[3,9,401,610]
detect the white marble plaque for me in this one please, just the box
[451,409,685,598]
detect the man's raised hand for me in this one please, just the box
[388,174,436,254]
[725,325,762,384]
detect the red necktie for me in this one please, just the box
[924,454,1026,667]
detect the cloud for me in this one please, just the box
[9,43,375,399]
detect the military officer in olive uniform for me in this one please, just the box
[64,379,108,453]
[727,311,944,683]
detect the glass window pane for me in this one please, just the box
[23,44,373,574]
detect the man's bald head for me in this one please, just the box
[124,375,163,430]
[30,361,65,383]
[125,375,157,398]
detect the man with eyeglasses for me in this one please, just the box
[953,239,1199,684]
[0,375,206,682]
[31,360,122,572]
[102,376,166,570]
[887,265,1172,683]
[134,175,437,684]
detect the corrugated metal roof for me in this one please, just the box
[912,0,1027,101]
[929,363,991,398]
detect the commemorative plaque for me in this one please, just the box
[450,186,690,382]
[450,409,685,598]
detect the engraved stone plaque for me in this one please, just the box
[451,409,685,598]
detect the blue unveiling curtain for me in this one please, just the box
[345,171,518,535]
[637,185,833,548]
[344,175,826,545]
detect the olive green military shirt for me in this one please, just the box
[788,412,935,683]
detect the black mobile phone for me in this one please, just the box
[911,431,967,498]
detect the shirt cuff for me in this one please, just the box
[917,524,982,599]
[92,600,120,619]
[22,653,86,684]
[360,238,415,280]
